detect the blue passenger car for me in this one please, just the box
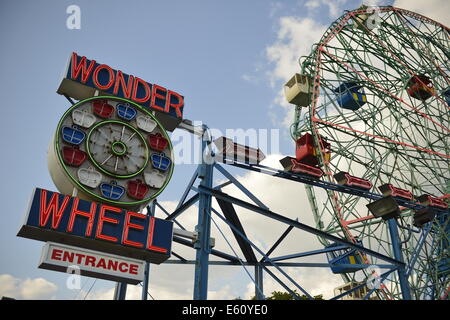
[325,240,365,274]
[334,82,367,110]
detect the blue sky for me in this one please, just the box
[1,0,446,300]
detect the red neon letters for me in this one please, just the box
[70,53,184,118]
[20,188,172,264]
[37,189,169,254]
[39,190,70,229]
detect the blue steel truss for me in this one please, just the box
[109,125,448,300]
[128,127,450,301]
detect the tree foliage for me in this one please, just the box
[250,290,324,300]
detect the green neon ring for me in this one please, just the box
[54,96,174,206]
[86,120,149,179]
[111,141,127,156]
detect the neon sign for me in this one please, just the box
[48,96,174,210]
[57,52,184,131]
[17,188,173,264]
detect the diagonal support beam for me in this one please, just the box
[209,205,313,299]
[268,245,350,262]
[198,185,405,267]
[155,201,186,230]
[215,163,269,210]
[216,198,257,263]
[173,236,239,263]
[176,169,198,210]
[165,193,200,222]
[406,222,432,277]
[262,221,295,261]
[331,268,396,300]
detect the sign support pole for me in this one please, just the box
[142,201,156,300]
[193,126,213,300]
[255,264,264,300]
[113,282,127,300]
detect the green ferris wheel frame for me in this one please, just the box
[54,95,175,207]
[290,6,449,300]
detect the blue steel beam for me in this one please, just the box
[210,206,313,299]
[156,200,186,231]
[388,219,412,300]
[176,168,198,210]
[214,180,233,190]
[113,283,127,300]
[267,245,350,262]
[260,265,303,300]
[198,185,405,267]
[209,207,264,299]
[262,221,296,261]
[193,132,214,300]
[215,163,269,210]
[163,260,396,269]
[255,264,264,300]
[216,198,257,263]
[165,193,200,222]
[173,236,240,263]
[406,222,432,277]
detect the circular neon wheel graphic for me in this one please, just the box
[86,120,149,178]
[48,96,174,209]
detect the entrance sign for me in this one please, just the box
[17,188,173,264]
[39,242,145,284]
[57,52,184,131]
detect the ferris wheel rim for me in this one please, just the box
[292,5,449,299]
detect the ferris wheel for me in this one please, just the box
[283,6,449,299]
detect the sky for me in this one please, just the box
[0,0,448,300]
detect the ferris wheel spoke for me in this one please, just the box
[100,154,113,166]
[125,132,137,143]
[120,125,126,141]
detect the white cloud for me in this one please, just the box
[266,17,326,84]
[305,0,349,18]
[0,274,57,300]
[266,16,327,128]
[393,0,449,26]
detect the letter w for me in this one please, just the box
[71,53,96,83]
[39,190,70,229]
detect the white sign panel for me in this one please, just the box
[39,242,145,285]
